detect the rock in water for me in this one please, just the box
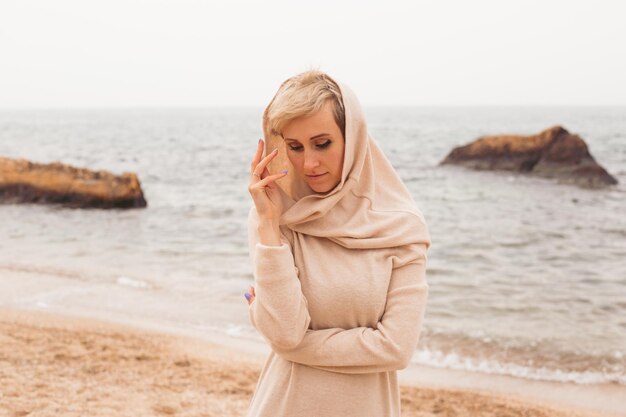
[439,125,618,188]
[0,157,147,208]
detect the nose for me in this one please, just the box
[303,150,320,171]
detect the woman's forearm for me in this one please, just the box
[257,218,282,246]
[249,211,312,350]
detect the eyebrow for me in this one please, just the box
[283,133,331,142]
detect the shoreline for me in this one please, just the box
[1,307,624,417]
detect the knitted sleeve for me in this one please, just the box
[247,206,429,374]
[269,256,428,374]
[247,207,312,350]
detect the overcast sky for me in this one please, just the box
[1,0,625,108]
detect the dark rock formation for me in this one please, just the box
[439,125,618,188]
[0,157,147,208]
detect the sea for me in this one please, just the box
[0,106,624,386]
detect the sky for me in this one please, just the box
[1,0,625,108]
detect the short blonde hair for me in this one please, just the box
[263,69,346,141]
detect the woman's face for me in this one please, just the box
[281,100,345,194]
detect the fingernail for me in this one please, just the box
[272,147,278,153]
[244,293,251,300]
[281,169,288,174]
[258,138,263,145]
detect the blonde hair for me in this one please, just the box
[263,69,346,141]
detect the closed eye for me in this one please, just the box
[289,140,332,152]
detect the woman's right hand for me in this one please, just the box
[248,138,288,221]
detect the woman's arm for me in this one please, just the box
[247,207,312,350]
[256,217,282,246]
[247,205,429,374]
[269,257,429,374]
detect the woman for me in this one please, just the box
[244,70,431,417]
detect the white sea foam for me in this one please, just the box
[226,324,246,337]
[14,287,93,308]
[411,348,626,385]
[116,276,151,289]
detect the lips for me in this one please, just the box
[307,172,328,182]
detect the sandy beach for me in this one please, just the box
[1,308,622,417]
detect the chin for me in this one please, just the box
[309,179,340,194]
[311,186,330,193]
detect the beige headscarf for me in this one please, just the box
[262,75,431,268]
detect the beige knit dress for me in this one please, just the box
[245,76,431,417]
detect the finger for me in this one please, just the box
[260,165,271,180]
[250,140,271,173]
[250,152,275,183]
[251,171,288,191]
[250,138,264,170]
[250,286,255,296]
[251,148,279,180]
[251,171,286,191]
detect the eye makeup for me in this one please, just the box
[288,140,332,152]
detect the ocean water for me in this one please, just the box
[0,106,625,386]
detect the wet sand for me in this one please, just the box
[0,307,622,417]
